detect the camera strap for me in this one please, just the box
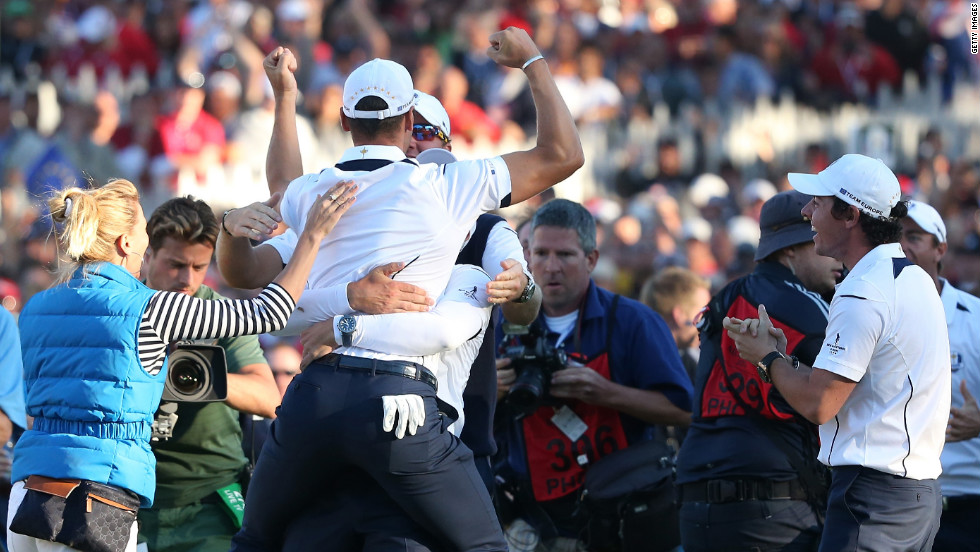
[605,295,619,373]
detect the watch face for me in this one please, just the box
[757,364,771,383]
[338,316,357,333]
[518,279,536,302]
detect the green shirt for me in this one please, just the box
[149,285,268,508]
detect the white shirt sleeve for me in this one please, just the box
[341,265,492,356]
[271,283,353,336]
[264,227,299,264]
[279,174,318,230]
[813,295,888,382]
[440,157,513,219]
[481,221,528,279]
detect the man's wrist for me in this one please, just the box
[332,317,344,347]
[345,281,362,312]
[521,54,545,71]
[221,209,236,237]
[513,268,536,303]
[756,351,784,384]
[275,88,299,100]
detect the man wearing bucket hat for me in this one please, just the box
[223,27,581,552]
[724,154,950,551]
[900,200,980,552]
[675,190,841,551]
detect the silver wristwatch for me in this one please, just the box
[514,270,536,304]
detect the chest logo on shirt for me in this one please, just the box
[951,352,962,372]
[827,333,847,355]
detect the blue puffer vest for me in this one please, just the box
[15,262,166,506]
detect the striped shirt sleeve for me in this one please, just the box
[137,283,295,375]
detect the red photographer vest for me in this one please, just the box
[521,295,627,502]
[701,295,806,422]
[522,347,630,501]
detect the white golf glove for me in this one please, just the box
[382,394,426,439]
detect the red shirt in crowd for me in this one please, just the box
[448,101,502,145]
[156,111,225,159]
[809,43,902,100]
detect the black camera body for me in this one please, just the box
[152,343,229,442]
[162,343,229,403]
[499,324,568,415]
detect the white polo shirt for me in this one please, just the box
[340,265,493,435]
[274,144,510,362]
[269,218,527,331]
[815,243,951,480]
[937,278,980,496]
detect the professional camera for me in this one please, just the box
[499,324,568,415]
[152,343,229,442]
[163,343,229,402]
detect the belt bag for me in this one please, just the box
[10,475,139,552]
[578,440,680,552]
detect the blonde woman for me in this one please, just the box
[7,178,355,552]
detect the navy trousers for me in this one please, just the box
[679,499,822,552]
[282,468,446,552]
[933,495,980,552]
[473,455,495,495]
[819,466,941,552]
[230,361,506,552]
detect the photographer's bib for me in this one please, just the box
[522,352,629,502]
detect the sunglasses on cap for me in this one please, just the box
[412,124,450,144]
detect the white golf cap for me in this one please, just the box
[906,200,947,243]
[688,173,729,209]
[342,59,417,120]
[415,148,457,165]
[788,154,901,220]
[413,91,451,137]
[276,0,309,22]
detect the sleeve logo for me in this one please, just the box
[827,332,847,355]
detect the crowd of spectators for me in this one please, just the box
[1,0,979,323]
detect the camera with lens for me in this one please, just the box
[163,343,228,402]
[499,324,568,416]
[152,343,229,441]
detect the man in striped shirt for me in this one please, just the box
[137,197,279,552]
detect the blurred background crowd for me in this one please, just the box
[1,0,979,327]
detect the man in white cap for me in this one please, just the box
[723,154,950,551]
[221,27,581,552]
[900,200,980,552]
[268,91,540,550]
[674,191,841,552]
[407,91,453,161]
[290,89,540,488]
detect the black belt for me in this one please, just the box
[313,354,438,391]
[678,478,808,504]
